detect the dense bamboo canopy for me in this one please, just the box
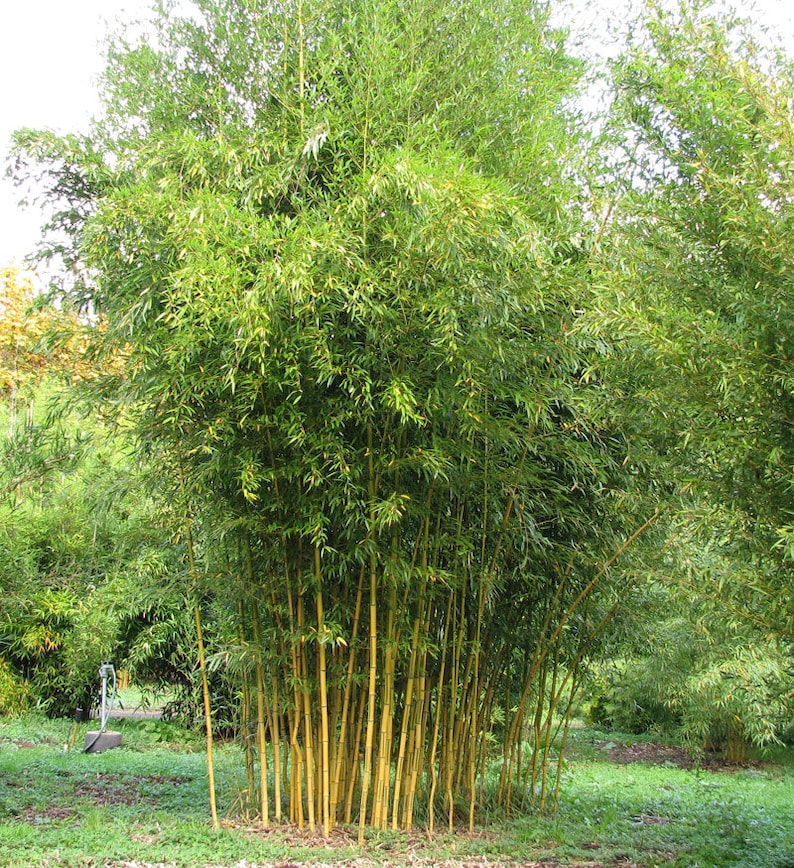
[11,0,657,834]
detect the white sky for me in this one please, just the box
[1,0,794,270]
[0,0,149,269]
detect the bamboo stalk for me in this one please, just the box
[331,563,365,822]
[499,570,572,809]
[447,583,465,831]
[328,669,341,781]
[265,584,286,825]
[373,581,397,828]
[194,598,219,831]
[288,704,304,827]
[528,653,550,808]
[178,462,219,831]
[475,658,499,805]
[392,509,433,830]
[314,546,332,837]
[298,593,316,832]
[358,554,378,840]
[269,676,283,822]
[286,583,305,829]
[428,593,452,836]
[358,425,379,842]
[509,511,664,809]
[239,604,255,819]
[403,630,429,829]
[264,433,291,826]
[553,677,578,813]
[538,648,561,813]
[391,600,422,828]
[345,684,367,823]
[251,597,270,829]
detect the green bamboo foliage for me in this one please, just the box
[12,0,644,832]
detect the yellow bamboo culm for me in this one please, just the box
[298,594,316,832]
[239,606,255,819]
[179,462,219,832]
[403,633,429,830]
[269,676,283,822]
[357,557,378,842]
[267,569,289,825]
[447,586,465,831]
[373,581,397,828]
[390,607,421,829]
[314,546,332,837]
[427,593,453,836]
[194,599,220,832]
[251,599,270,829]
[358,427,379,844]
[286,585,305,829]
[331,564,365,824]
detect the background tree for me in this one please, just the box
[0,263,196,720]
[0,265,89,437]
[581,2,794,753]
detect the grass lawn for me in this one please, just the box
[0,715,792,867]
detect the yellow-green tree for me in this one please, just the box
[0,265,90,436]
[1,266,47,435]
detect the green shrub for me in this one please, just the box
[585,661,680,734]
[586,637,794,761]
[0,656,31,714]
[1,587,106,718]
[675,644,793,761]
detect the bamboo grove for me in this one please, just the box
[12,0,660,834]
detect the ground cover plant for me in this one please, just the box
[1,714,793,867]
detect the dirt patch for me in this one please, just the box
[20,804,77,823]
[73,773,192,806]
[596,740,759,772]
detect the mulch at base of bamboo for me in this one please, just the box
[218,825,633,867]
